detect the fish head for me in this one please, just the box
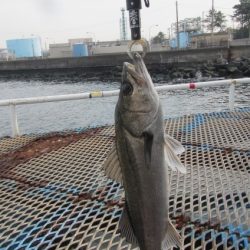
[117,53,159,136]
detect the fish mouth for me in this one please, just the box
[122,62,144,86]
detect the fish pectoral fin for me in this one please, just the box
[119,204,138,246]
[164,135,186,174]
[161,220,182,250]
[143,132,153,169]
[103,144,123,184]
[164,134,185,155]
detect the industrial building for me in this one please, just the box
[92,40,129,55]
[0,49,14,61]
[49,43,72,58]
[72,44,88,57]
[170,17,202,49]
[68,38,93,46]
[190,32,230,48]
[6,37,42,58]
[48,38,91,58]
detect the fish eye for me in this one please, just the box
[122,82,133,96]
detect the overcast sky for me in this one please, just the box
[0,0,240,48]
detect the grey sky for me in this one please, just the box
[0,0,240,48]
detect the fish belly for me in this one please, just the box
[118,128,168,250]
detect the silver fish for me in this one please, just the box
[104,53,186,250]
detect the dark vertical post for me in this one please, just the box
[176,1,180,49]
[126,0,142,40]
[211,0,214,46]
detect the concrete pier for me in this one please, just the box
[0,46,249,72]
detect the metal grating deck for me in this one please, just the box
[0,109,249,250]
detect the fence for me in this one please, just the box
[0,78,250,137]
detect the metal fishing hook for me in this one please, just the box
[127,39,149,59]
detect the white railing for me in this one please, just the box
[0,78,250,137]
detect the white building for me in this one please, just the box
[49,38,94,58]
[68,38,93,46]
[49,43,72,58]
[0,49,14,61]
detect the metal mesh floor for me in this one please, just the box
[0,109,249,250]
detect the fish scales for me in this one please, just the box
[116,108,167,249]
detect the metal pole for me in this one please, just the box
[229,80,236,111]
[10,104,20,137]
[211,0,214,47]
[0,79,249,107]
[126,0,142,40]
[176,1,180,49]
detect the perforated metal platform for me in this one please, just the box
[0,109,249,250]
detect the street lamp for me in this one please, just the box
[148,25,159,44]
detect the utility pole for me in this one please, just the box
[176,1,180,49]
[120,8,128,40]
[211,0,214,46]
[202,11,205,33]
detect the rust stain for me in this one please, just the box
[173,214,226,235]
[0,128,104,174]
[70,188,125,209]
[1,173,48,189]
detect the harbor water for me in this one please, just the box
[0,79,249,137]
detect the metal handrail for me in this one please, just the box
[1,78,250,137]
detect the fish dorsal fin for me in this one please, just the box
[119,204,138,246]
[164,134,186,174]
[161,220,182,249]
[103,144,123,184]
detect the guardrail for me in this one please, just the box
[0,78,250,137]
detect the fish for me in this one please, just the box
[103,53,186,250]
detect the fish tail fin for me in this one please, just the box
[119,203,138,246]
[161,220,182,250]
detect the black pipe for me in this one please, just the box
[126,0,142,40]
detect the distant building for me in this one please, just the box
[49,43,72,58]
[68,38,93,46]
[72,43,88,57]
[6,37,42,58]
[49,38,93,58]
[0,48,14,61]
[92,40,130,55]
[170,17,202,49]
[170,32,190,49]
[230,38,250,46]
[190,32,229,48]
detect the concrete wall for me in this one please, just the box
[49,43,72,58]
[231,38,250,46]
[0,46,249,72]
[92,45,128,55]
[190,32,229,48]
[230,45,250,59]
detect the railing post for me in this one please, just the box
[9,104,20,137]
[229,80,236,111]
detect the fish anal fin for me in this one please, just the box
[161,220,182,250]
[119,204,138,246]
[164,135,186,174]
[103,144,123,184]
